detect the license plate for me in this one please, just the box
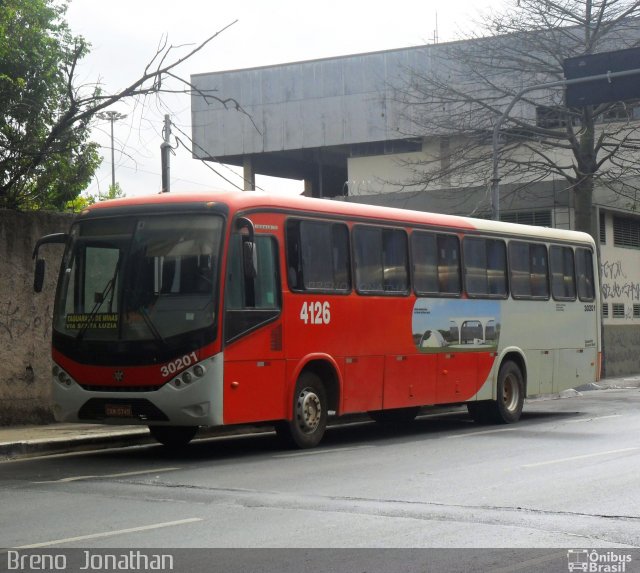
[105,404,133,418]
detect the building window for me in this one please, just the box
[603,303,609,318]
[536,106,576,129]
[599,212,606,244]
[634,304,640,318]
[612,303,625,319]
[500,211,552,227]
[598,101,640,123]
[613,216,640,248]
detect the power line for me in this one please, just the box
[170,121,264,192]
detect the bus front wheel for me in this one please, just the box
[276,371,328,449]
[148,425,198,448]
[467,360,524,424]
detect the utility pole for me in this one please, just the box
[161,115,171,193]
[96,111,127,192]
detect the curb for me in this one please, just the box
[0,430,153,460]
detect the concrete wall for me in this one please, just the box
[603,325,640,377]
[0,210,72,425]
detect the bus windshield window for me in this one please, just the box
[53,215,223,341]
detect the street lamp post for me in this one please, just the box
[97,111,127,192]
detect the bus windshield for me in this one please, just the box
[53,214,223,343]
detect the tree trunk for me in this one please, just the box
[573,175,595,239]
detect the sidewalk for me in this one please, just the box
[1,375,639,460]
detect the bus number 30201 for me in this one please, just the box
[160,352,198,378]
[299,301,331,325]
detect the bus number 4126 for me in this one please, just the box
[300,301,331,325]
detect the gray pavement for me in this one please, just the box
[1,375,639,460]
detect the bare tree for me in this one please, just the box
[0,0,244,210]
[392,0,640,237]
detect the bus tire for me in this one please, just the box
[369,407,420,425]
[467,360,524,424]
[148,425,198,448]
[276,371,327,449]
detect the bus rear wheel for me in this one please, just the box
[467,360,524,424]
[276,371,328,449]
[148,425,198,448]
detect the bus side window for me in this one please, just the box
[509,241,549,299]
[225,234,281,343]
[412,231,438,294]
[353,226,384,292]
[530,244,549,298]
[286,219,351,292]
[550,245,576,301]
[575,248,595,301]
[463,237,507,298]
[412,231,461,296]
[353,226,409,295]
[437,234,461,295]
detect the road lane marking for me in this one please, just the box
[274,445,376,458]
[14,518,203,549]
[566,414,623,423]
[32,467,180,484]
[522,447,639,468]
[446,428,518,439]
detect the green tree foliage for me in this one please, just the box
[0,0,101,210]
[64,183,126,212]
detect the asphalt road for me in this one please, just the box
[1,388,639,571]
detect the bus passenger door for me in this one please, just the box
[223,233,287,424]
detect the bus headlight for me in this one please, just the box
[193,364,205,378]
[56,369,72,386]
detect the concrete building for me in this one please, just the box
[191,32,640,376]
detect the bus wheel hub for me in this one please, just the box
[297,390,321,433]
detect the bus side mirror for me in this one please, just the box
[235,217,258,279]
[34,259,46,293]
[32,232,68,293]
[242,239,258,279]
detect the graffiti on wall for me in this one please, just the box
[600,259,640,321]
[0,300,51,342]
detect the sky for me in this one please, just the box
[65,0,506,199]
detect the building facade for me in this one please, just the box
[191,32,640,376]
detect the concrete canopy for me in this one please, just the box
[190,46,433,196]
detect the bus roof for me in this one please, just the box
[82,190,595,245]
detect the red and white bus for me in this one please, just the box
[33,191,601,448]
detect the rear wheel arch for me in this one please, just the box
[468,352,526,425]
[499,351,527,398]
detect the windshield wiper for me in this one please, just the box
[138,306,167,348]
